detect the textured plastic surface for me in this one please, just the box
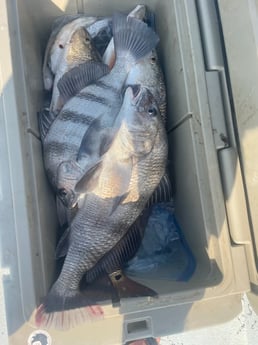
[0,0,255,344]
[217,0,258,291]
[219,148,251,244]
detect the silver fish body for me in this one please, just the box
[40,85,167,316]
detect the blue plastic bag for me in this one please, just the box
[125,202,196,281]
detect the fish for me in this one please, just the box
[50,26,104,115]
[55,173,172,261]
[42,12,159,194]
[39,16,114,158]
[55,173,172,296]
[43,16,98,91]
[56,207,156,307]
[103,9,167,122]
[53,172,171,310]
[35,84,168,329]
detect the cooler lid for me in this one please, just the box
[218,0,258,307]
[196,0,258,310]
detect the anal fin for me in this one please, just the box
[55,226,70,259]
[146,173,172,208]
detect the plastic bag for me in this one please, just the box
[125,202,196,281]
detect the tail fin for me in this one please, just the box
[35,285,104,330]
[35,303,103,330]
[112,12,159,62]
[103,6,149,68]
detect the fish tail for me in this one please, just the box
[35,304,104,330]
[112,12,159,63]
[109,271,158,300]
[35,286,104,330]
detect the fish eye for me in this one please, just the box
[148,107,157,116]
[58,188,67,197]
[85,37,90,42]
[58,188,76,208]
[114,273,122,281]
[59,44,64,49]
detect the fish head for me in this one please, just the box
[124,84,160,122]
[47,17,98,75]
[49,27,100,74]
[56,161,84,209]
[120,85,161,156]
[66,27,101,64]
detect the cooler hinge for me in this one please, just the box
[196,0,251,244]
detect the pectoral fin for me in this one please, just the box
[55,226,70,259]
[74,160,103,194]
[107,157,134,203]
[77,116,114,162]
[57,61,110,102]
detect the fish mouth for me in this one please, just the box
[123,85,146,111]
[130,84,141,98]
[123,84,141,100]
